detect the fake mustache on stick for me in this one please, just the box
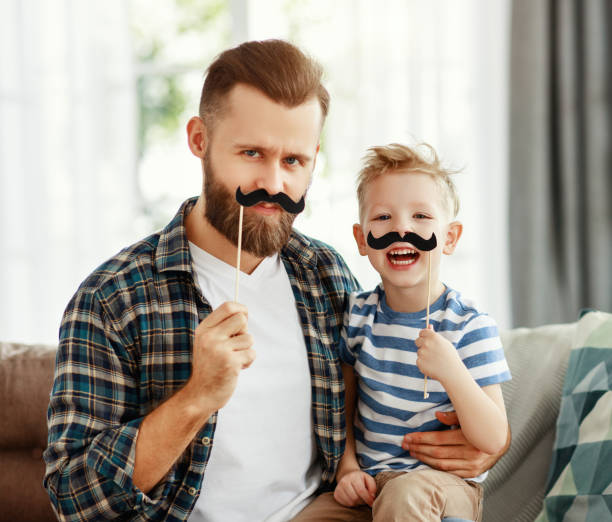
[235,187,305,214]
[367,231,437,251]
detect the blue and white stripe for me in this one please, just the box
[339,284,511,477]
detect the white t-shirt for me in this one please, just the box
[188,242,321,522]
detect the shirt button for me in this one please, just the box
[201,436,211,446]
[188,487,197,496]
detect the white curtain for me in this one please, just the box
[244,0,512,328]
[1,0,511,343]
[0,0,137,343]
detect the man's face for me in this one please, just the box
[202,84,321,257]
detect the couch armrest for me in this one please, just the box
[0,342,58,521]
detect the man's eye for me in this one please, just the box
[243,150,260,158]
[284,156,299,166]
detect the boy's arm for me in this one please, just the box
[334,363,376,507]
[444,380,508,455]
[415,328,509,456]
[402,410,511,478]
[336,363,361,480]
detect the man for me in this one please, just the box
[44,40,506,521]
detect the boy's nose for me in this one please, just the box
[397,223,415,237]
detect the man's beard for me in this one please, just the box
[203,155,298,258]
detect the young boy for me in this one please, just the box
[334,143,511,521]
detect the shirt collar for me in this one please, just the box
[154,197,197,274]
[154,197,318,274]
[282,230,318,268]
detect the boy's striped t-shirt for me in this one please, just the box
[339,284,511,479]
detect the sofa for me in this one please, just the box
[1,310,610,521]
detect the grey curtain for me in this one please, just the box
[509,0,612,327]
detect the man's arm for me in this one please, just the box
[402,410,512,478]
[45,294,254,519]
[133,302,254,492]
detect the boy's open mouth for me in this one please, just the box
[387,247,420,265]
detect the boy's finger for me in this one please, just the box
[355,482,373,507]
[364,474,377,504]
[365,473,377,493]
[347,481,363,505]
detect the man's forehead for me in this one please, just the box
[216,85,320,151]
[224,83,322,122]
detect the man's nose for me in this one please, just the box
[255,163,284,195]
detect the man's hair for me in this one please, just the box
[356,143,460,221]
[199,39,329,129]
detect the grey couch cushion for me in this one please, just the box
[483,322,577,522]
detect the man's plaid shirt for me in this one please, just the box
[43,198,359,521]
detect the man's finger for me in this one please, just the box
[436,410,459,426]
[406,442,480,460]
[200,301,248,328]
[217,311,249,337]
[404,428,466,446]
[238,347,256,369]
[409,451,471,473]
[227,333,253,351]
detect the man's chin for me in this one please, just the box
[240,228,293,258]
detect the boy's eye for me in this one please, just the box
[414,213,430,219]
[374,214,390,221]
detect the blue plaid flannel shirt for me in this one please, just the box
[43,197,359,521]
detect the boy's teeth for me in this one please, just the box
[388,248,419,265]
[389,257,417,265]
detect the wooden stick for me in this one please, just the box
[234,206,243,302]
[424,251,432,399]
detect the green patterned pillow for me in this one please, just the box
[535,311,612,521]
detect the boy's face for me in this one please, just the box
[353,171,462,294]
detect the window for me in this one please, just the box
[0,0,510,343]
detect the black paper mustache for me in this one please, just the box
[235,187,305,214]
[367,231,437,251]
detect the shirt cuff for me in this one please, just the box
[85,417,178,511]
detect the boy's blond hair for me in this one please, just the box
[356,143,460,222]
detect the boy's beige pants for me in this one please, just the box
[292,469,483,522]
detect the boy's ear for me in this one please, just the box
[187,116,208,158]
[353,224,368,256]
[442,221,463,255]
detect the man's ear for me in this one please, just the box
[442,221,463,255]
[353,224,368,256]
[187,116,207,158]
